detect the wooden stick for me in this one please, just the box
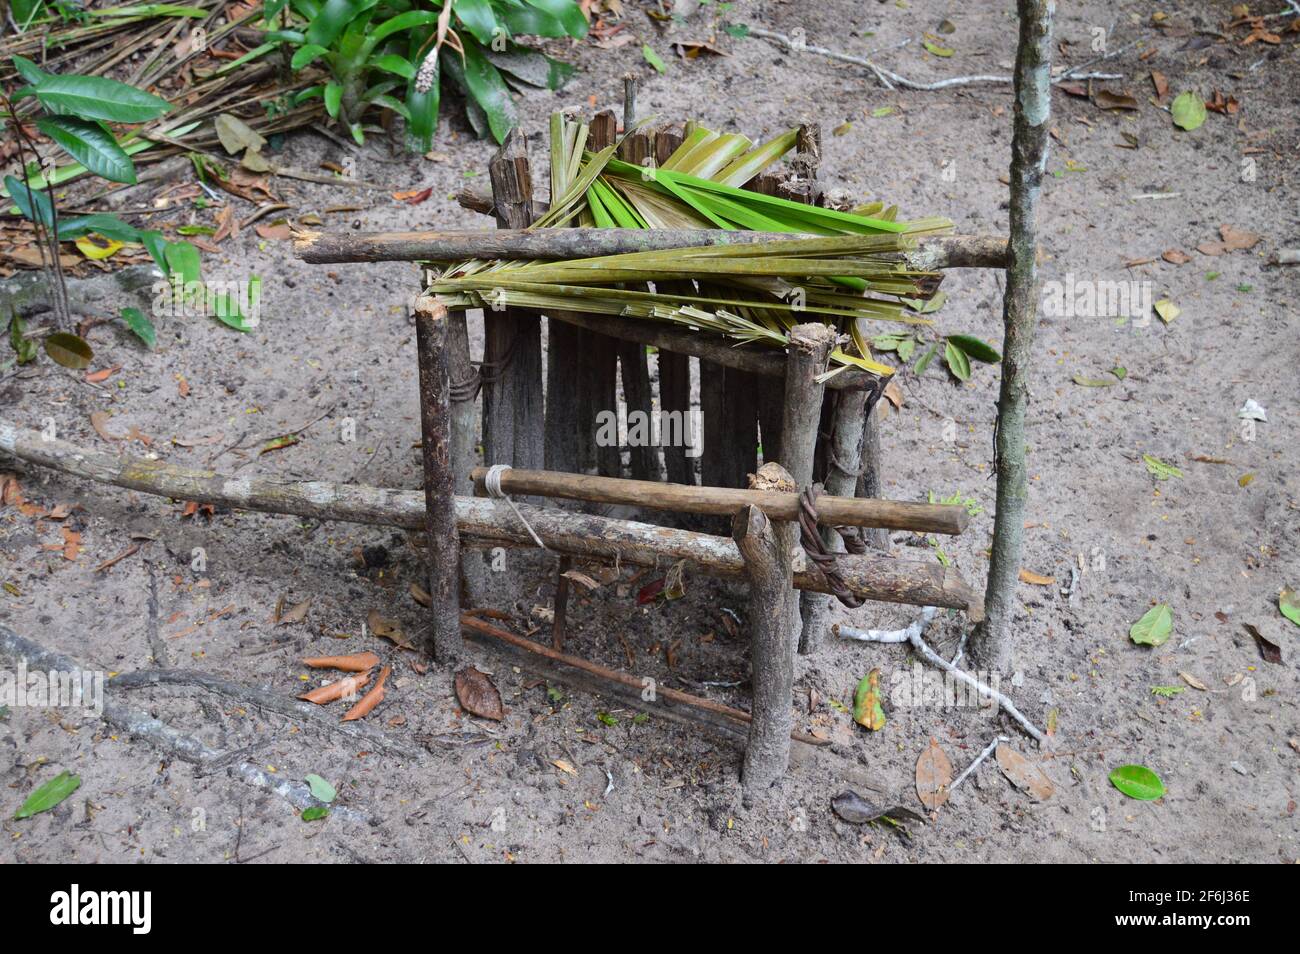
[552,555,571,650]
[483,128,544,487]
[855,401,890,550]
[294,228,1010,269]
[460,614,828,747]
[734,502,797,797]
[800,387,868,652]
[414,300,462,661]
[470,465,968,534]
[975,0,1054,673]
[0,419,982,614]
[781,324,836,652]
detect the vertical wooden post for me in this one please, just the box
[415,299,462,662]
[652,125,694,488]
[855,401,890,550]
[799,388,868,653]
[781,323,836,648]
[734,498,793,800]
[484,128,543,478]
[585,110,622,478]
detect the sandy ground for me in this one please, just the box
[1,0,1297,863]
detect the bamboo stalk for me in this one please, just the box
[0,419,981,616]
[470,466,967,533]
[294,228,1010,268]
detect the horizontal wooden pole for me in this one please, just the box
[294,227,1009,269]
[472,466,968,535]
[0,419,981,617]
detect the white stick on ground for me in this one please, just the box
[833,613,1046,744]
[745,26,1121,91]
[950,735,1010,792]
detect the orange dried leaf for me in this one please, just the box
[299,669,372,705]
[1019,568,1055,585]
[303,651,380,672]
[342,665,391,721]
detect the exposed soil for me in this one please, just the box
[1,0,1297,863]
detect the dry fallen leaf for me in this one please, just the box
[303,652,380,672]
[1019,568,1055,585]
[1178,671,1209,691]
[454,666,504,720]
[561,569,602,591]
[409,582,432,606]
[367,609,413,649]
[1162,248,1191,264]
[996,744,1055,801]
[1150,69,1169,101]
[883,378,904,410]
[916,737,953,811]
[552,759,577,776]
[342,665,391,721]
[277,597,312,626]
[299,669,372,705]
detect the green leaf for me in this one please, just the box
[36,116,136,184]
[1109,764,1165,801]
[405,66,440,153]
[14,770,81,819]
[459,42,516,143]
[45,332,94,369]
[521,0,588,38]
[1171,91,1206,131]
[371,53,416,80]
[943,338,970,380]
[301,805,329,821]
[922,39,954,57]
[454,0,501,46]
[306,0,378,48]
[946,333,1000,363]
[852,669,886,730]
[290,43,330,70]
[1280,586,1300,627]
[324,81,343,118]
[304,773,337,803]
[163,241,201,286]
[4,174,54,228]
[723,23,750,39]
[1142,454,1182,480]
[11,54,49,86]
[914,342,939,376]
[121,306,156,348]
[367,10,439,47]
[32,74,171,123]
[1129,603,1173,647]
[642,43,667,73]
[57,213,141,242]
[9,313,38,364]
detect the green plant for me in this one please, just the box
[251,0,586,149]
[2,55,213,353]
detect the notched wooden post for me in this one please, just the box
[779,323,836,652]
[415,298,463,662]
[733,499,793,800]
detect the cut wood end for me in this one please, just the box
[730,503,769,544]
[749,462,795,493]
[787,322,838,352]
[413,296,449,319]
[292,230,321,250]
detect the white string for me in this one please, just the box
[483,464,547,551]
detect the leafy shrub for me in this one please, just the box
[253,0,587,149]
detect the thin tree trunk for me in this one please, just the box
[972,0,1054,673]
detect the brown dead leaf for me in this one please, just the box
[254,222,292,241]
[1093,89,1139,110]
[672,40,728,58]
[90,411,123,441]
[1219,224,1261,250]
[277,597,312,625]
[1178,671,1209,691]
[212,205,238,244]
[1162,248,1191,264]
[303,651,381,672]
[455,666,504,720]
[60,527,81,561]
[995,744,1055,801]
[561,569,602,591]
[882,378,904,410]
[85,366,120,384]
[342,665,391,721]
[1150,69,1169,102]
[915,737,953,811]
[552,758,577,775]
[409,582,431,607]
[1019,568,1055,585]
[392,187,433,205]
[367,609,413,649]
